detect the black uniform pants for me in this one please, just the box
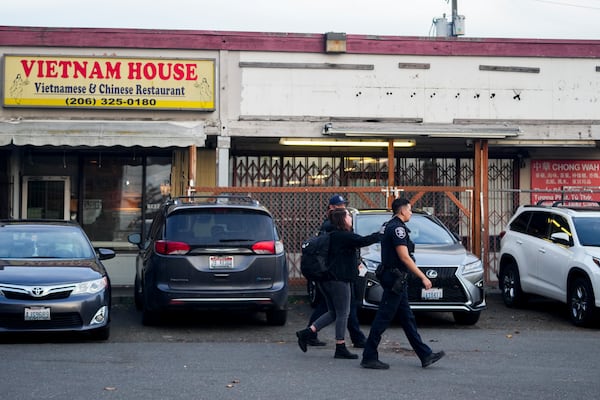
[362,283,432,362]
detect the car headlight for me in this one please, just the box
[361,258,380,272]
[462,259,483,274]
[72,277,108,295]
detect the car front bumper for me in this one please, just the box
[357,270,486,313]
[0,291,110,332]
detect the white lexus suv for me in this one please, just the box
[498,200,600,327]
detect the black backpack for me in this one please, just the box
[300,233,331,281]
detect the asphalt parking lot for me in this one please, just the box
[106,286,585,345]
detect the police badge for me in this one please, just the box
[395,226,406,239]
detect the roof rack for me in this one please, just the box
[534,199,600,207]
[170,195,260,206]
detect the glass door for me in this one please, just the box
[22,176,70,220]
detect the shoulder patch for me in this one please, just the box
[395,226,406,239]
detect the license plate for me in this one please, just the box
[421,288,443,300]
[209,255,234,269]
[24,307,51,321]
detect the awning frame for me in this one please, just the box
[0,119,206,147]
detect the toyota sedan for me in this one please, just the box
[0,220,115,340]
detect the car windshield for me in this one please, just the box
[572,216,600,246]
[354,213,390,236]
[166,209,275,245]
[354,213,456,245]
[0,225,95,259]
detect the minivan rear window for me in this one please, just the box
[166,209,275,245]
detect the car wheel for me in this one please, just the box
[89,325,110,341]
[141,286,160,326]
[499,262,526,308]
[142,307,160,326]
[266,309,287,326]
[307,280,322,308]
[569,276,596,327]
[133,274,143,311]
[453,311,480,325]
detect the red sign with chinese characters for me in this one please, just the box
[530,160,600,204]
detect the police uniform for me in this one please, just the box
[361,215,433,366]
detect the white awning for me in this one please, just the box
[0,119,206,147]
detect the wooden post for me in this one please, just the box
[388,139,395,208]
[188,145,197,195]
[481,140,490,281]
[473,140,482,260]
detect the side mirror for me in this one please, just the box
[97,247,116,261]
[550,232,571,246]
[128,233,142,247]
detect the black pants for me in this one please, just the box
[362,280,432,362]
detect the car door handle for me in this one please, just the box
[516,239,524,245]
[538,248,546,254]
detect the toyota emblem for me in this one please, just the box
[425,270,438,279]
[31,287,45,297]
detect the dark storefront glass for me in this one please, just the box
[82,155,143,243]
[143,156,172,237]
[20,151,172,246]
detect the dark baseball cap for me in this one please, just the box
[329,194,348,206]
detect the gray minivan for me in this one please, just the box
[128,196,288,325]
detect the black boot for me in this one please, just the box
[307,330,327,346]
[295,328,312,353]
[334,343,359,359]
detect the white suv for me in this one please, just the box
[498,201,600,326]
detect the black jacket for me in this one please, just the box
[327,229,381,282]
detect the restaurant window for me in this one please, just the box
[144,156,172,237]
[82,154,143,244]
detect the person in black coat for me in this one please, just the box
[296,208,381,359]
[305,195,367,348]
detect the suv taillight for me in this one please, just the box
[252,240,276,254]
[155,240,190,255]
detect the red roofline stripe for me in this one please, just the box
[1,26,599,58]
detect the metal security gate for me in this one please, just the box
[193,186,474,291]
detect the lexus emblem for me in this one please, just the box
[31,287,45,297]
[425,270,438,279]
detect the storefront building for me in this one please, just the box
[1,26,599,285]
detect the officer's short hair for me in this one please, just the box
[392,197,410,214]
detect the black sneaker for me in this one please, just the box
[421,351,445,368]
[360,359,390,370]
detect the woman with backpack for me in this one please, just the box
[296,208,382,359]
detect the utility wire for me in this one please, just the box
[529,0,600,10]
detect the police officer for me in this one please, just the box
[361,197,445,369]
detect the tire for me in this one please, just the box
[499,262,526,308]
[133,274,143,311]
[453,311,481,325]
[307,280,322,308]
[141,286,160,326]
[141,307,160,326]
[266,309,287,326]
[568,276,597,327]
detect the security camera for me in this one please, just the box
[465,139,473,148]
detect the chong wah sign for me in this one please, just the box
[531,159,600,203]
[2,55,215,110]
